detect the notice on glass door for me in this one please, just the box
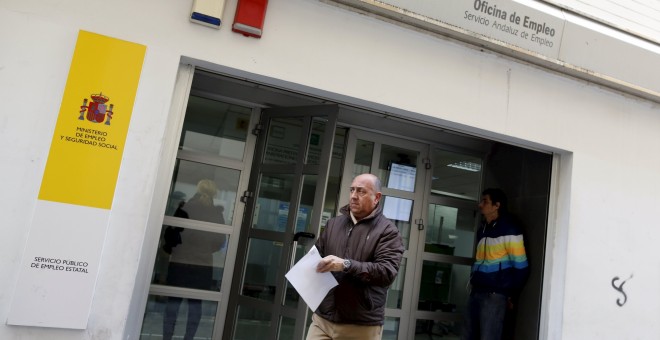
[388,163,416,192]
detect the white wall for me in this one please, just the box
[1,0,659,339]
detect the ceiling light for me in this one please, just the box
[447,161,481,172]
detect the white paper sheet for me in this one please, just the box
[285,246,338,312]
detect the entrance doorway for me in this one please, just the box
[140,68,552,340]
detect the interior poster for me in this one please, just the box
[7,30,146,329]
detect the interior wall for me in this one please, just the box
[484,143,553,340]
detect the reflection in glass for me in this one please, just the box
[414,319,463,339]
[140,294,217,340]
[353,139,374,178]
[179,95,251,160]
[234,305,271,340]
[386,258,406,309]
[152,226,228,291]
[283,234,317,309]
[283,268,300,308]
[426,204,476,258]
[165,160,239,225]
[417,261,471,317]
[252,175,293,232]
[278,316,296,340]
[382,317,400,340]
[306,118,328,165]
[303,310,314,339]
[296,175,317,233]
[240,238,281,302]
[414,260,469,338]
[431,149,482,201]
[264,118,303,164]
[381,196,412,249]
[378,145,418,191]
[322,127,348,227]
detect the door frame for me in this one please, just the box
[134,65,559,340]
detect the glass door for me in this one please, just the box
[139,87,258,340]
[409,148,483,340]
[338,129,431,339]
[224,105,338,340]
[341,131,485,340]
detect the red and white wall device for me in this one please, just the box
[232,0,268,38]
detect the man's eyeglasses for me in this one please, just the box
[350,187,370,197]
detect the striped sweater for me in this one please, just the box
[470,216,529,296]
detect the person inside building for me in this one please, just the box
[162,179,226,340]
[308,173,405,340]
[463,188,529,340]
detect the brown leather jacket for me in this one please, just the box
[314,203,404,325]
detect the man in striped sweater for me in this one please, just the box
[463,188,529,340]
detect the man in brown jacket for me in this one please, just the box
[307,173,404,340]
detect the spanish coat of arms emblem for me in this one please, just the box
[79,92,114,125]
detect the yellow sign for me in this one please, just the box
[38,31,146,209]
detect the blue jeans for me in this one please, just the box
[462,292,507,340]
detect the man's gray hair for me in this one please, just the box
[372,176,382,193]
[360,173,381,192]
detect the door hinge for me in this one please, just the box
[252,123,264,136]
[415,218,424,230]
[423,158,431,169]
[240,191,254,203]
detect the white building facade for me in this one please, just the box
[1,0,659,339]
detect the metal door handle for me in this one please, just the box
[293,232,315,242]
[415,218,424,231]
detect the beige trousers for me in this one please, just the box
[306,313,384,340]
